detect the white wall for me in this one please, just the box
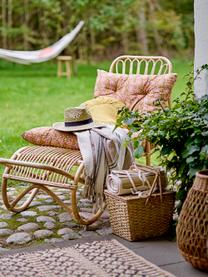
[194,0,208,97]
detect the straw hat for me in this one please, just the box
[53,107,104,132]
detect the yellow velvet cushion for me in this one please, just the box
[81,96,125,124]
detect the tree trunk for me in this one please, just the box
[89,26,95,61]
[147,0,165,55]
[194,0,208,97]
[41,10,49,47]
[122,31,129,54]
[121,17,129,54]
[8,0,12,48]
[2,0,7,48]
[136,2,149,55]
[23,0,29,50]
[81,28,91,64]
[8,0,12,27]
[85,26,94,64]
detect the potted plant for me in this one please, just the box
[116,65,208,213]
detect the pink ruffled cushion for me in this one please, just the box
[94,70,177,112]
[22,127,79,150]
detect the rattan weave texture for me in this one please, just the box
[176,170,208,271]
[0,146,105,225]
[105,191,175,241]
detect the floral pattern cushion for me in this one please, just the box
[94,70,128,101]
[94,70,177,112]
[22,127,79,150]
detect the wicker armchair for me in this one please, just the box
[0,55,172,225]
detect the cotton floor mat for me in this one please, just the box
[0,239,175,277]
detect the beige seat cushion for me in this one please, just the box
[22,127,79,150]
[94,70,177,112]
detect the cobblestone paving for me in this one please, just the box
[0,186,111,249]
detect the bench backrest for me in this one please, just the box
[109,55,172,75]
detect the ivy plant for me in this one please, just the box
[116,65,208,212]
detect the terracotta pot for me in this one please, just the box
[176,170,208,271]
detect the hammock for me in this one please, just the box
[0,21,84,64]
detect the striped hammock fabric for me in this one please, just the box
[0,21,84,64]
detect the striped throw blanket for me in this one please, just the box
[75,126,134,210]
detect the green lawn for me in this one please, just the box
[0,59,191,163]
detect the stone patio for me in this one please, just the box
[0,186,111,248]
[0,186,207,277]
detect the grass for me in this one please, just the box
[0,59,192,169]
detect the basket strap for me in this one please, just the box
[124,169,153,194]
[145,169,163,204]
[125,171,139,194]
[130,163,163,203]
[131,163,161,175]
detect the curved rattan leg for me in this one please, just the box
[2,177,39,212]
[29,181,105,225]
[31,184,73,214]
[71,189,106,225]
[32,183,105,225]
[2,177,73,214]
[26,182,105,226]
[1,151,40,212]
[70,162,106,225]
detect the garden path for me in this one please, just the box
[0,187,111,247]
[0,187,207,277]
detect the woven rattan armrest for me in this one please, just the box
[0,146,105,225]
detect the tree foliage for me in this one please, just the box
[0,0,193,61]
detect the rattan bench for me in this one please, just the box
[0,146,105,225]
[0,55,173,225]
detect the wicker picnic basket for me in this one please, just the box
[105,190,175,241]
[105,165,175,241]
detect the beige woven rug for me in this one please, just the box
[0,239,174,277]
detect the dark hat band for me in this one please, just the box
[65,118,93,127]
